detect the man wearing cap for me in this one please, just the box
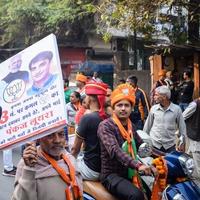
[74,73,88,124]
[97,83,152,200]
[27,51,57,96]
[75,73,87,96]
[71,82,108,180]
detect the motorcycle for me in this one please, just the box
[83,131,200,200]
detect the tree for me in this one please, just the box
[91,0,200,44]
[0,0,94,47]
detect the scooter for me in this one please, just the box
[155,151,200,200]
[137,131,200,200]
[83,131,200,200]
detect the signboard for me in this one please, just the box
[0,34,67,150]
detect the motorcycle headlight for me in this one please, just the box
[178,154,194,176]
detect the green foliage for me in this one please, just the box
[91,0,199,44]
[0,0,199,47]
[0,0,94,47]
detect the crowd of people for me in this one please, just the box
[2,68,199,200]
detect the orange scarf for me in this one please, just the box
[112,113,142,189]
[42,151,82,200]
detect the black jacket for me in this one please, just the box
[185,99,200,141]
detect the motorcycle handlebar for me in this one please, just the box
[152,147,166,157]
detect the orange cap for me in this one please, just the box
[111,83,135,107]
[76,73,87,83]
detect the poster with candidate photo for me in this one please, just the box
[0,34,67,150]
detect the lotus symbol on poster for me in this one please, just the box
[3,79,26,103]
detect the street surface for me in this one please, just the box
[0,147,21,200]
[1,146,200,200]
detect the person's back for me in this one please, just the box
[71,82,108,181]
[77,112,102,172]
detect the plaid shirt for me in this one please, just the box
[97,117,143,181]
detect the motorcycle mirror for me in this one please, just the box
[138,143,152,158]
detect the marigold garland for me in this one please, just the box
[151,156,168,200]
[152,157,168,189]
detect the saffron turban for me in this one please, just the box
[85,82,108,119]
[76,73,87,83]
[111,83,135,107]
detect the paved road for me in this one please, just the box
[0,148,21,200]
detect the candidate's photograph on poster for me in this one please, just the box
[0,34,67,150]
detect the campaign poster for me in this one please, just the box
[0,34,67,150]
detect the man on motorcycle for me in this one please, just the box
[71,82,108,180]
[97,83,152,200]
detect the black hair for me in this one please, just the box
[80,95,86,104]
[29,51,53,70]
[184,70,192,78]
[72,91,81,100]
[64,79,69,87]
[119,79,126,84]
[127,75,138,85]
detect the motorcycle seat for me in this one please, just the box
[83,181,119,200]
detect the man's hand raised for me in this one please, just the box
[23,142,38,167]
